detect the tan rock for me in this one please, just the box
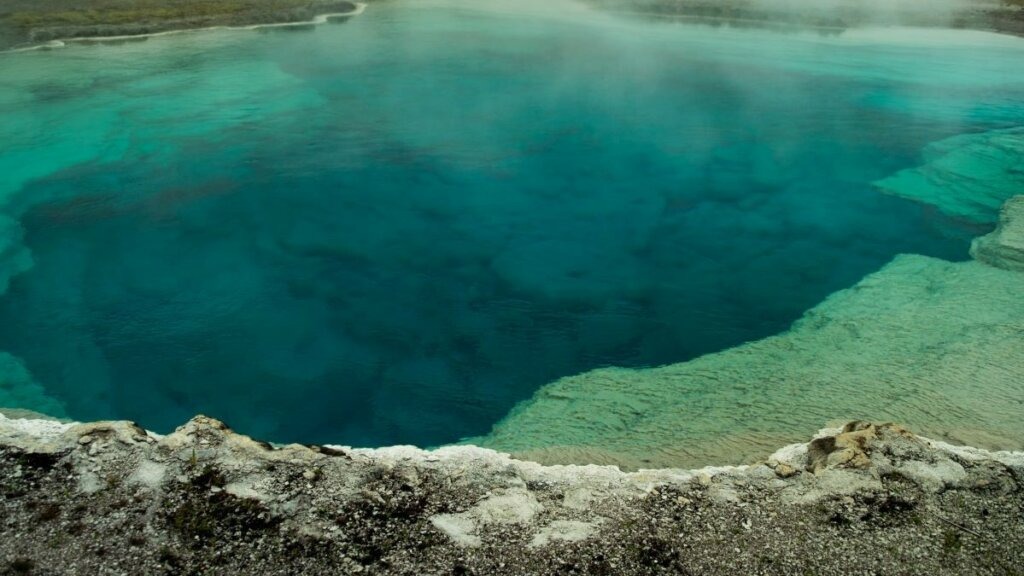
[773,462,798,478]
[65,420,152,448]
[806,422,914,473]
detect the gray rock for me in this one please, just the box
[0,413,1021,575]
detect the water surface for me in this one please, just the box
[1,0,1022,449]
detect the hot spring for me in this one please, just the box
[1,0,1023,467]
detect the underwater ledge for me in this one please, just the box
[472,196,1024,470]
[1,413,1022,574]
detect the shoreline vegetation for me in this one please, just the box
[1,4,366,55]
[0,0,362,51]
[1,0,1024,51]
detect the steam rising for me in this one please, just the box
[584,0,1013,30]
[0,0,1021,450]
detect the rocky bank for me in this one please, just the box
[1,414,1022,575]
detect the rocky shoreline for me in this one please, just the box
[1,413,1022,575]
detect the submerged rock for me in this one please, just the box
[971,195,1024,271]
[0,413,1021,575]
[0,354,66,421]
[874,127,1024,223]
[476,249,1024,469]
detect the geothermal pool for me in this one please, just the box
[1,0,1023,462]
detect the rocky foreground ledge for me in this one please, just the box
[1,415,1022,575]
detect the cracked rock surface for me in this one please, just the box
[1,415,1022,575]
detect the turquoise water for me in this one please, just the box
[1,0,1023,448]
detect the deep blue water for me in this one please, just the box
[1,0,1022,447]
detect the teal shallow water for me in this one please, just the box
[1,0,1023,450]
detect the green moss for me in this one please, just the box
[157,545,181,567]
[169,484,281,548]
[942,530,963,555]
[171,500,216,541]
[190,465,226,489]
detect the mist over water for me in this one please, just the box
[588,0,1005,29]
[1,0,1022,448]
